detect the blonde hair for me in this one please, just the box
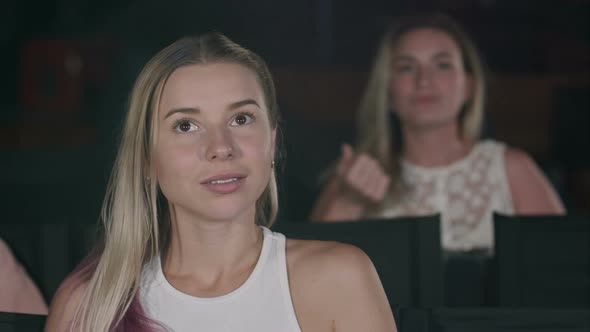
[68,33,280,331]
[357,13,486,189]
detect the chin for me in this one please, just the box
[406,111,456,127]
[200,198,257,222]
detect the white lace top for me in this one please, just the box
[376,140,514,252]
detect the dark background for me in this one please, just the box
[0,0,589,224]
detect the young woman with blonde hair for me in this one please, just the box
[311,13,564,254]
[45,33,395,332]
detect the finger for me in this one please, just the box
[366,169,384,202]
[346,155,370,188]
[342,143,354,161]
[365,161,387,202]
[360,159,390,202]
[337,143,355,175]
[348,156,379,197]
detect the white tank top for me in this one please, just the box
[140,227,302,332]
[376,140,514,252]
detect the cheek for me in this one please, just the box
[154,140,197,179]
[391,76,413,95]
[440,72,465,93]
[390,78,412,110]
[237,131,273,160]
[444,77,468,105]
[235,132,273,192]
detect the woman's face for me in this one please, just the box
[154,62,275,224]
[390,28,471,131]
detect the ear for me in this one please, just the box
[143,162,153,184]
[144,154,156,183]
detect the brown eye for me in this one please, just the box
[235,114,247,125]
[437,62,452,70]
[174,120,198,133]
[179,121,191,131]
[231,112,254,126]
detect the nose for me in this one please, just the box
[205,127,236,161]
[416,67,433,88]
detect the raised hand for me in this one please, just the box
[336,144,391,203]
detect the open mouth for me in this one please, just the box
[201,174,247,194]
[208,177,240,185]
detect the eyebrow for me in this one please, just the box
[229,99,260,110]
[164,99,261,119]
[433,52,452,60]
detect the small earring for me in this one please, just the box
[271,161,275,169]
[145,176,151,183]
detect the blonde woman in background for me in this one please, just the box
[311,13,564,254]
[45,33,395,332]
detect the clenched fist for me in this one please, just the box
[336,144,391,203]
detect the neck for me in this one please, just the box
[163,207,263,280]
[401,122,472,167]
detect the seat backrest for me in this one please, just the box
[494,213,590,307]
[272,216,443,307]
[0,312,46,332]
[394,307,590,332]
[0,222,98,303]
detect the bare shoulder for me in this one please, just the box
[286,239,396,331]
[45,277,88,332]
[286,239,373,279]
[504,146,540,186]
[503,146,565,214]
[504,146,537,174]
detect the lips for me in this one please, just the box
[200,173,247,194]
[413,95,438,103]
[200,173,247,184]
